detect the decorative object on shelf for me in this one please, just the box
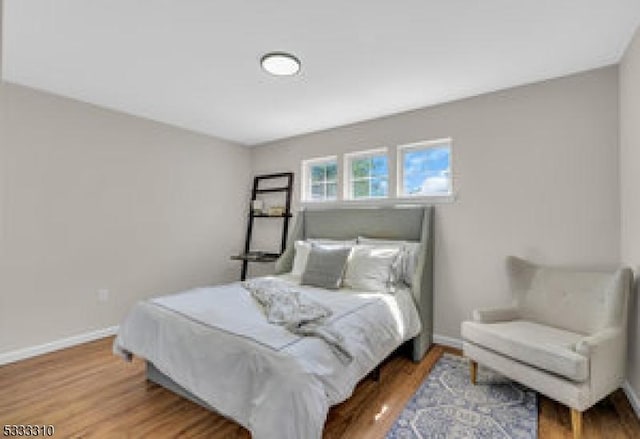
[268,206,285,216]
[231,172,294,280]
[245,251,265,260]
[252,199,264,214]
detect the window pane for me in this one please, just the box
[403,146,451,195]
[304,157,338,202]
[371,177,388,197]
[326,183,337,199]
[311,183,325,200]
[347,153,389,200]
[311,165,325,183]
[371,155,388,177]
[326,163,337,182]
[352,158,371,179]
[353,180,370,198]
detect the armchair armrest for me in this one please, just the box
[574,328,622,357]
[473,306,519,323]
[574,327,625,402]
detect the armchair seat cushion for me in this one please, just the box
[462,320,589,382]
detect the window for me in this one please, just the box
[302,157,338,201]
[300,139,453,204]
[345,149,389,199]
[398,139,452,197]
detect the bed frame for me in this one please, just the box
[146,206,434,407]
[274,206,434,362]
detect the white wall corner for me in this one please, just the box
[623,381,640,419]
[0,326,119,366]
[433,333,463,350]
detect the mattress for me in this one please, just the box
[113,275,421,439]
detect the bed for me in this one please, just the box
[114,206,434,439]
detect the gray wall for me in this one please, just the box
[621,27,640,399]
[250,66,621,340]
[0,83,251,353]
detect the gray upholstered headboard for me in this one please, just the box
[274,206,434,363]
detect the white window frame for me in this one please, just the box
[301,155,339,202]
[397,138,453,199]
[343,148,390,200]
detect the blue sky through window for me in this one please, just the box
[403,146,451,195]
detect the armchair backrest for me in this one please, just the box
[507,256,632,335]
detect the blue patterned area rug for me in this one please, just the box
[387,354,537,439]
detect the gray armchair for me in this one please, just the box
[462,256,632,439]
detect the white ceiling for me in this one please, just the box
[3,1,640,146]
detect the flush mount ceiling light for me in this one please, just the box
[260,52,301,76]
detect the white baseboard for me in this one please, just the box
[623,381,640,418]
[433,333,463,350]
[0,326,119,366]
[0,330,459,367]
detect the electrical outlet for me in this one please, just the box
[98,288,110,302]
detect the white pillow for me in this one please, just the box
[308,238,356,248]
[291,239,355,277]
[357,237,421,286]
[343,244,402,293]
[291,241,312,277]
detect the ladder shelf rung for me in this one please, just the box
[255,187,290,194]
[251,213,292,218]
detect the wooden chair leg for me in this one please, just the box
[570,408,582,439]
[470,360,478,385]
[371,365,381,382]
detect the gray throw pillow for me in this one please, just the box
[301,245,351,290]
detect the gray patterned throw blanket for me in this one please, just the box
[242,278,353,364]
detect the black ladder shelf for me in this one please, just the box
[231,172,294,280]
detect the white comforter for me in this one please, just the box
[113,275,421,439]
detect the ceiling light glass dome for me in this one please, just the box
[261,52,301,76]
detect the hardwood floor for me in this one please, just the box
[1,337,638,438]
